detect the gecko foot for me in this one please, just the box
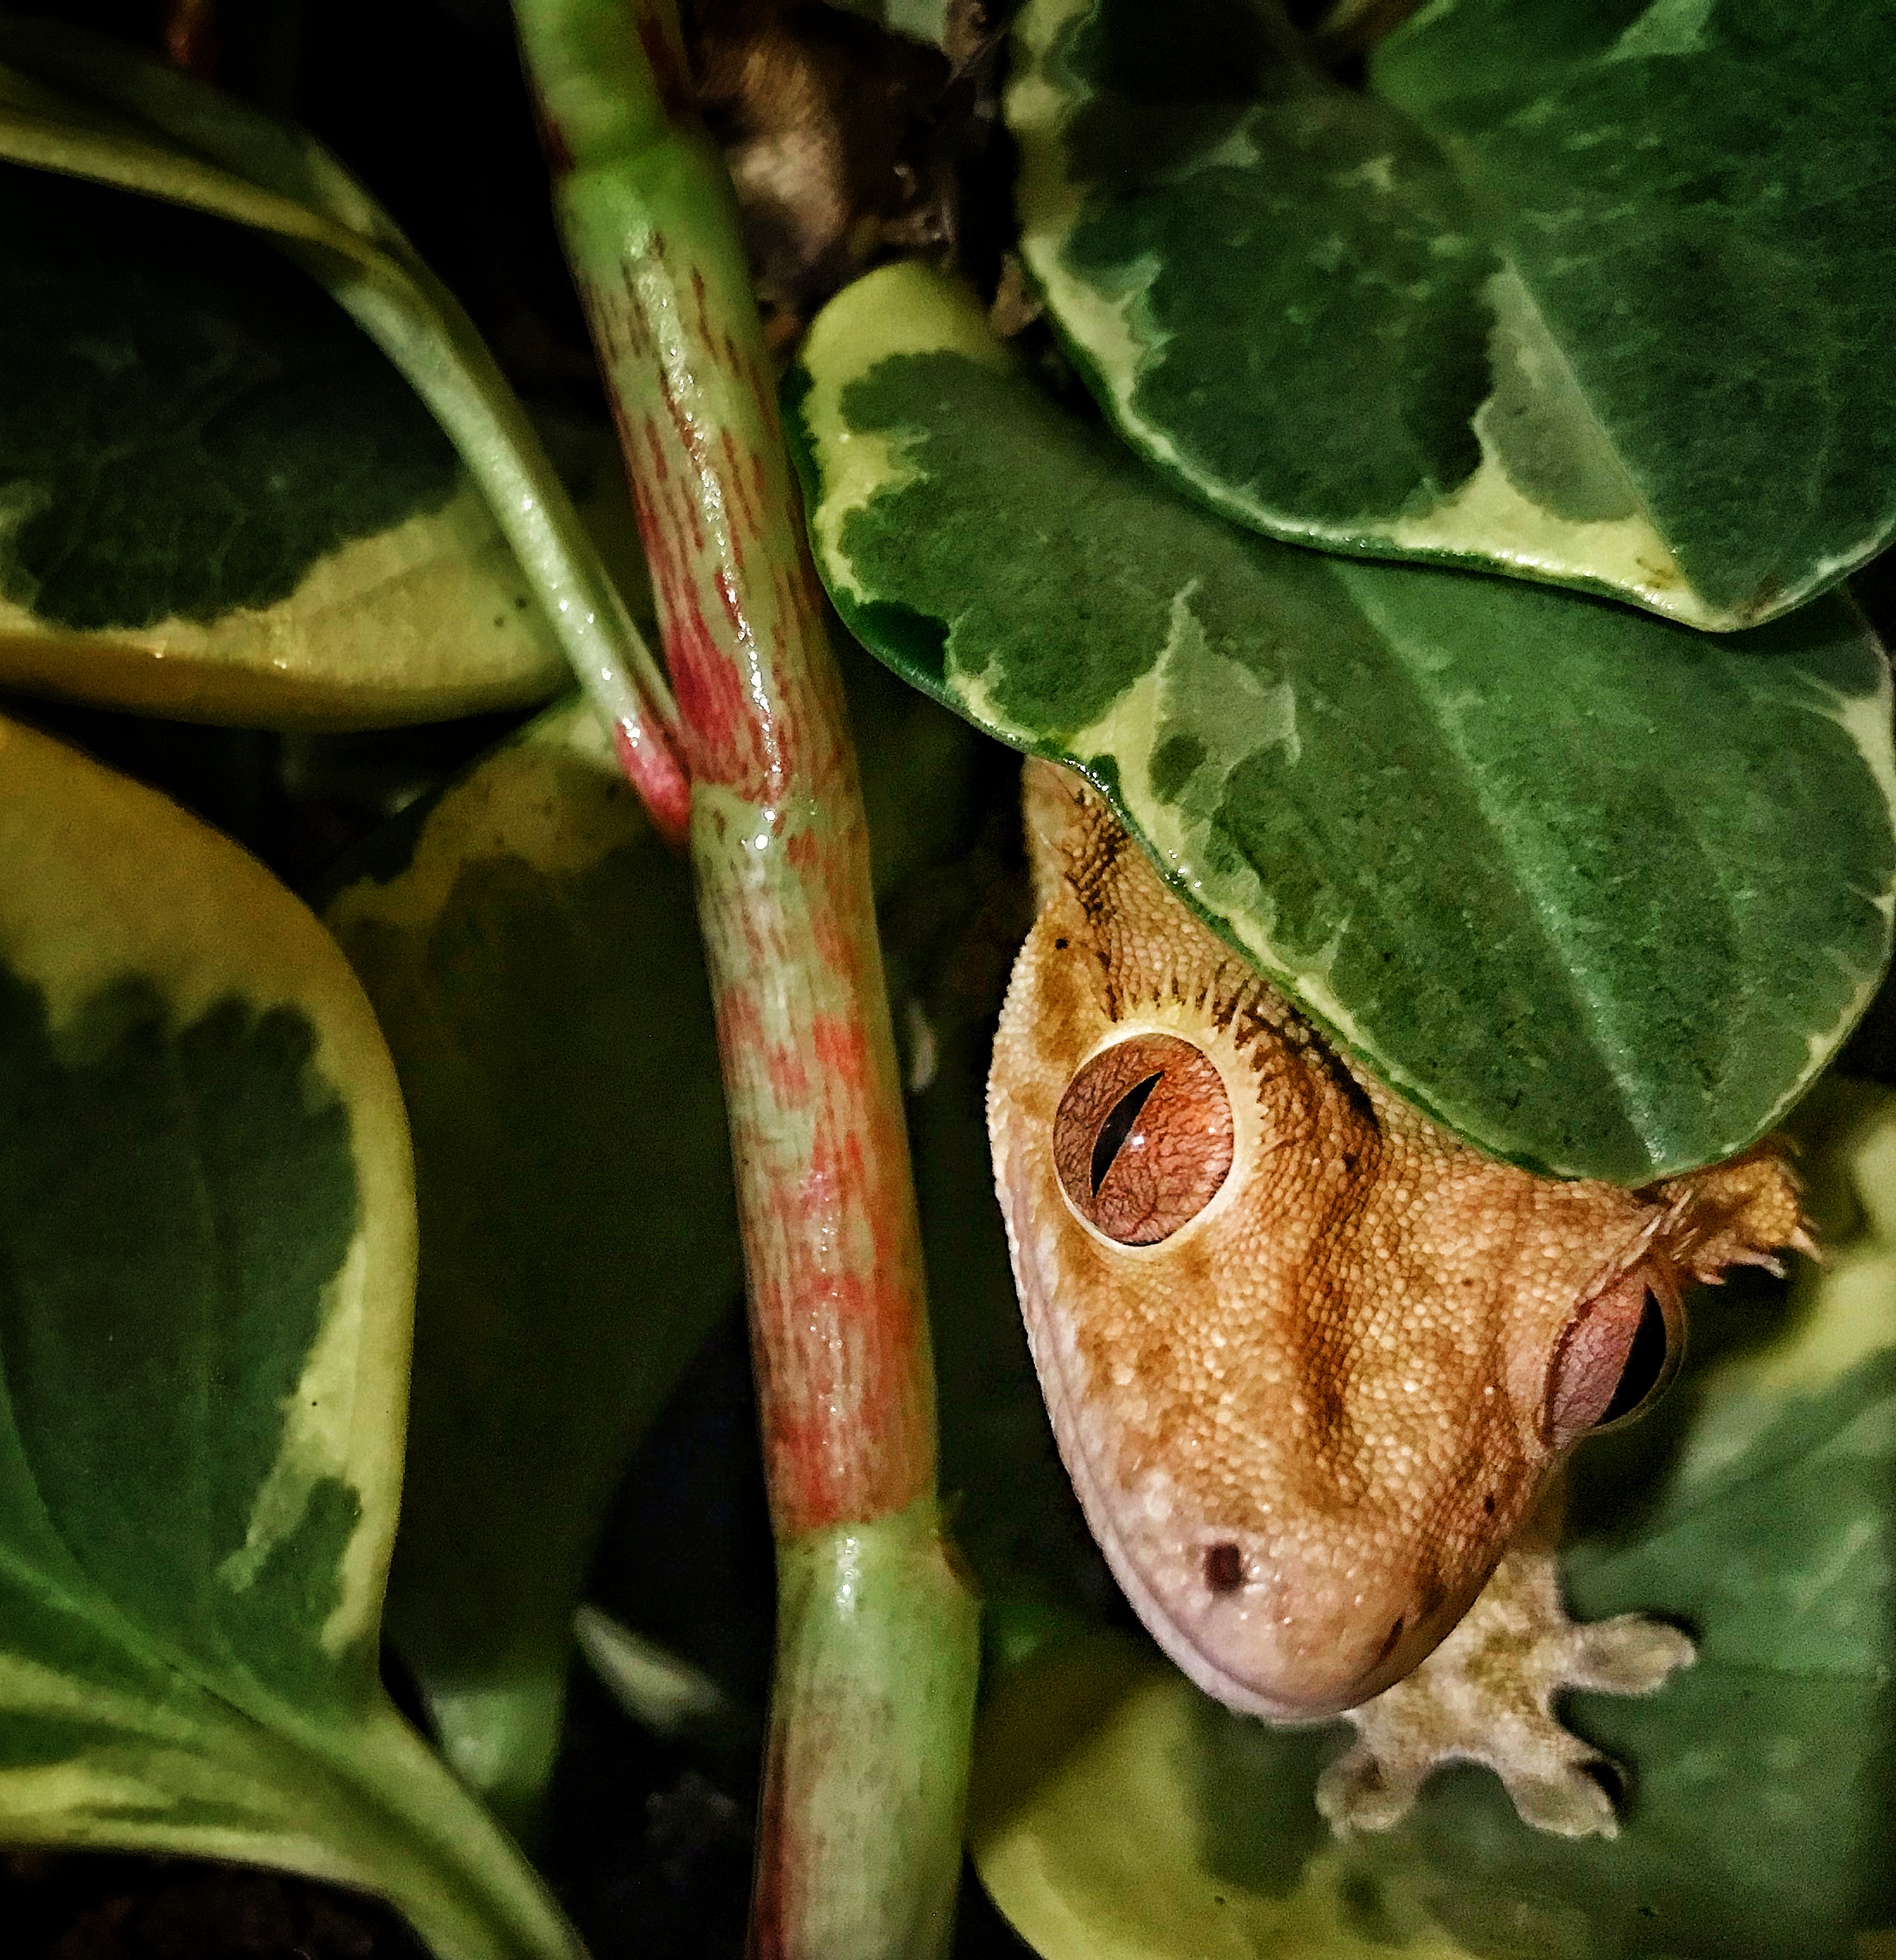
[1314,1550,1693,1839]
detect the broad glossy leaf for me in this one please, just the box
[789,263,1896,1180]
[1008,0,1896,629]
[0,162,566,727]
[324,697,742,1837]
[969,1076,1896,1960]
[0,715,581,1960]
[0,21,666,734]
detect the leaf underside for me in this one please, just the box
[789,263,1896,1182]
[1008,0,1896,629]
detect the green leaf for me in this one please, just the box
[789,262,1896,1181]
[0,20,669,736]
[0,161,567,727]
[968,1076,1896,1960]
[323,697,743,1838]
[0,715,582,1960]
[318,643,993,1833]
[1007,0,1896,629]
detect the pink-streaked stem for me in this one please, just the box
[510,1,980,1952]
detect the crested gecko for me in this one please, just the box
[988,761,1808,1836]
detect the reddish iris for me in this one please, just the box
[1544,1267,1678,1447]
[1053,1034,1234,1245]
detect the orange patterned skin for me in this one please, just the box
[988,763,1806,1722]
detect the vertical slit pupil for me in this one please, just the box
[1599,1290,1670,1426]
[1091,1072,1164,1195]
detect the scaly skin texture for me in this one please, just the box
[990,762,1804,1787]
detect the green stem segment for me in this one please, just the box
[509,2,980,1952]
[321,261,691,842]
[763,1501,980,1960]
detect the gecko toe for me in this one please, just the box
[1502,1763,1622,1840]
[1319,1548,1688,1838]
[1567,1615,1696,1694]
[1314,1741,1427,1836]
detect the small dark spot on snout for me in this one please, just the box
[1204,1542,1244,1594]
[1483,1492,1496,1515]
[1375,1616,1404,1664]
[1054,938,1069,950]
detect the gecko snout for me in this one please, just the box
[1214,1568,1478,1720]
[1101,1500,1488,1721]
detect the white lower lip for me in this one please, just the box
[1087,1495,1346,1722]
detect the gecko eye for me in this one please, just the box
[1053,1034,1234,1245]
[1544,1270,1683,1449]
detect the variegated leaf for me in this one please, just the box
[0,714,582,1960]
[789,263,1896,1181]
[0,162,566,727]
[1008,0,1896,629]
[325,696,742,1838]
[0,20,662,735]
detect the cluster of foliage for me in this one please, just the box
[0,1,1892,1958]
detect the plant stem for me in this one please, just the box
[509,3,981,1954]
[321,262,692,841]
[0,22,690,844]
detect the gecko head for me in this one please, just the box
[988,764,1806,1719]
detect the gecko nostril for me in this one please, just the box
[1376,1617,1405,1664]
[1203,1542,1244,1593]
